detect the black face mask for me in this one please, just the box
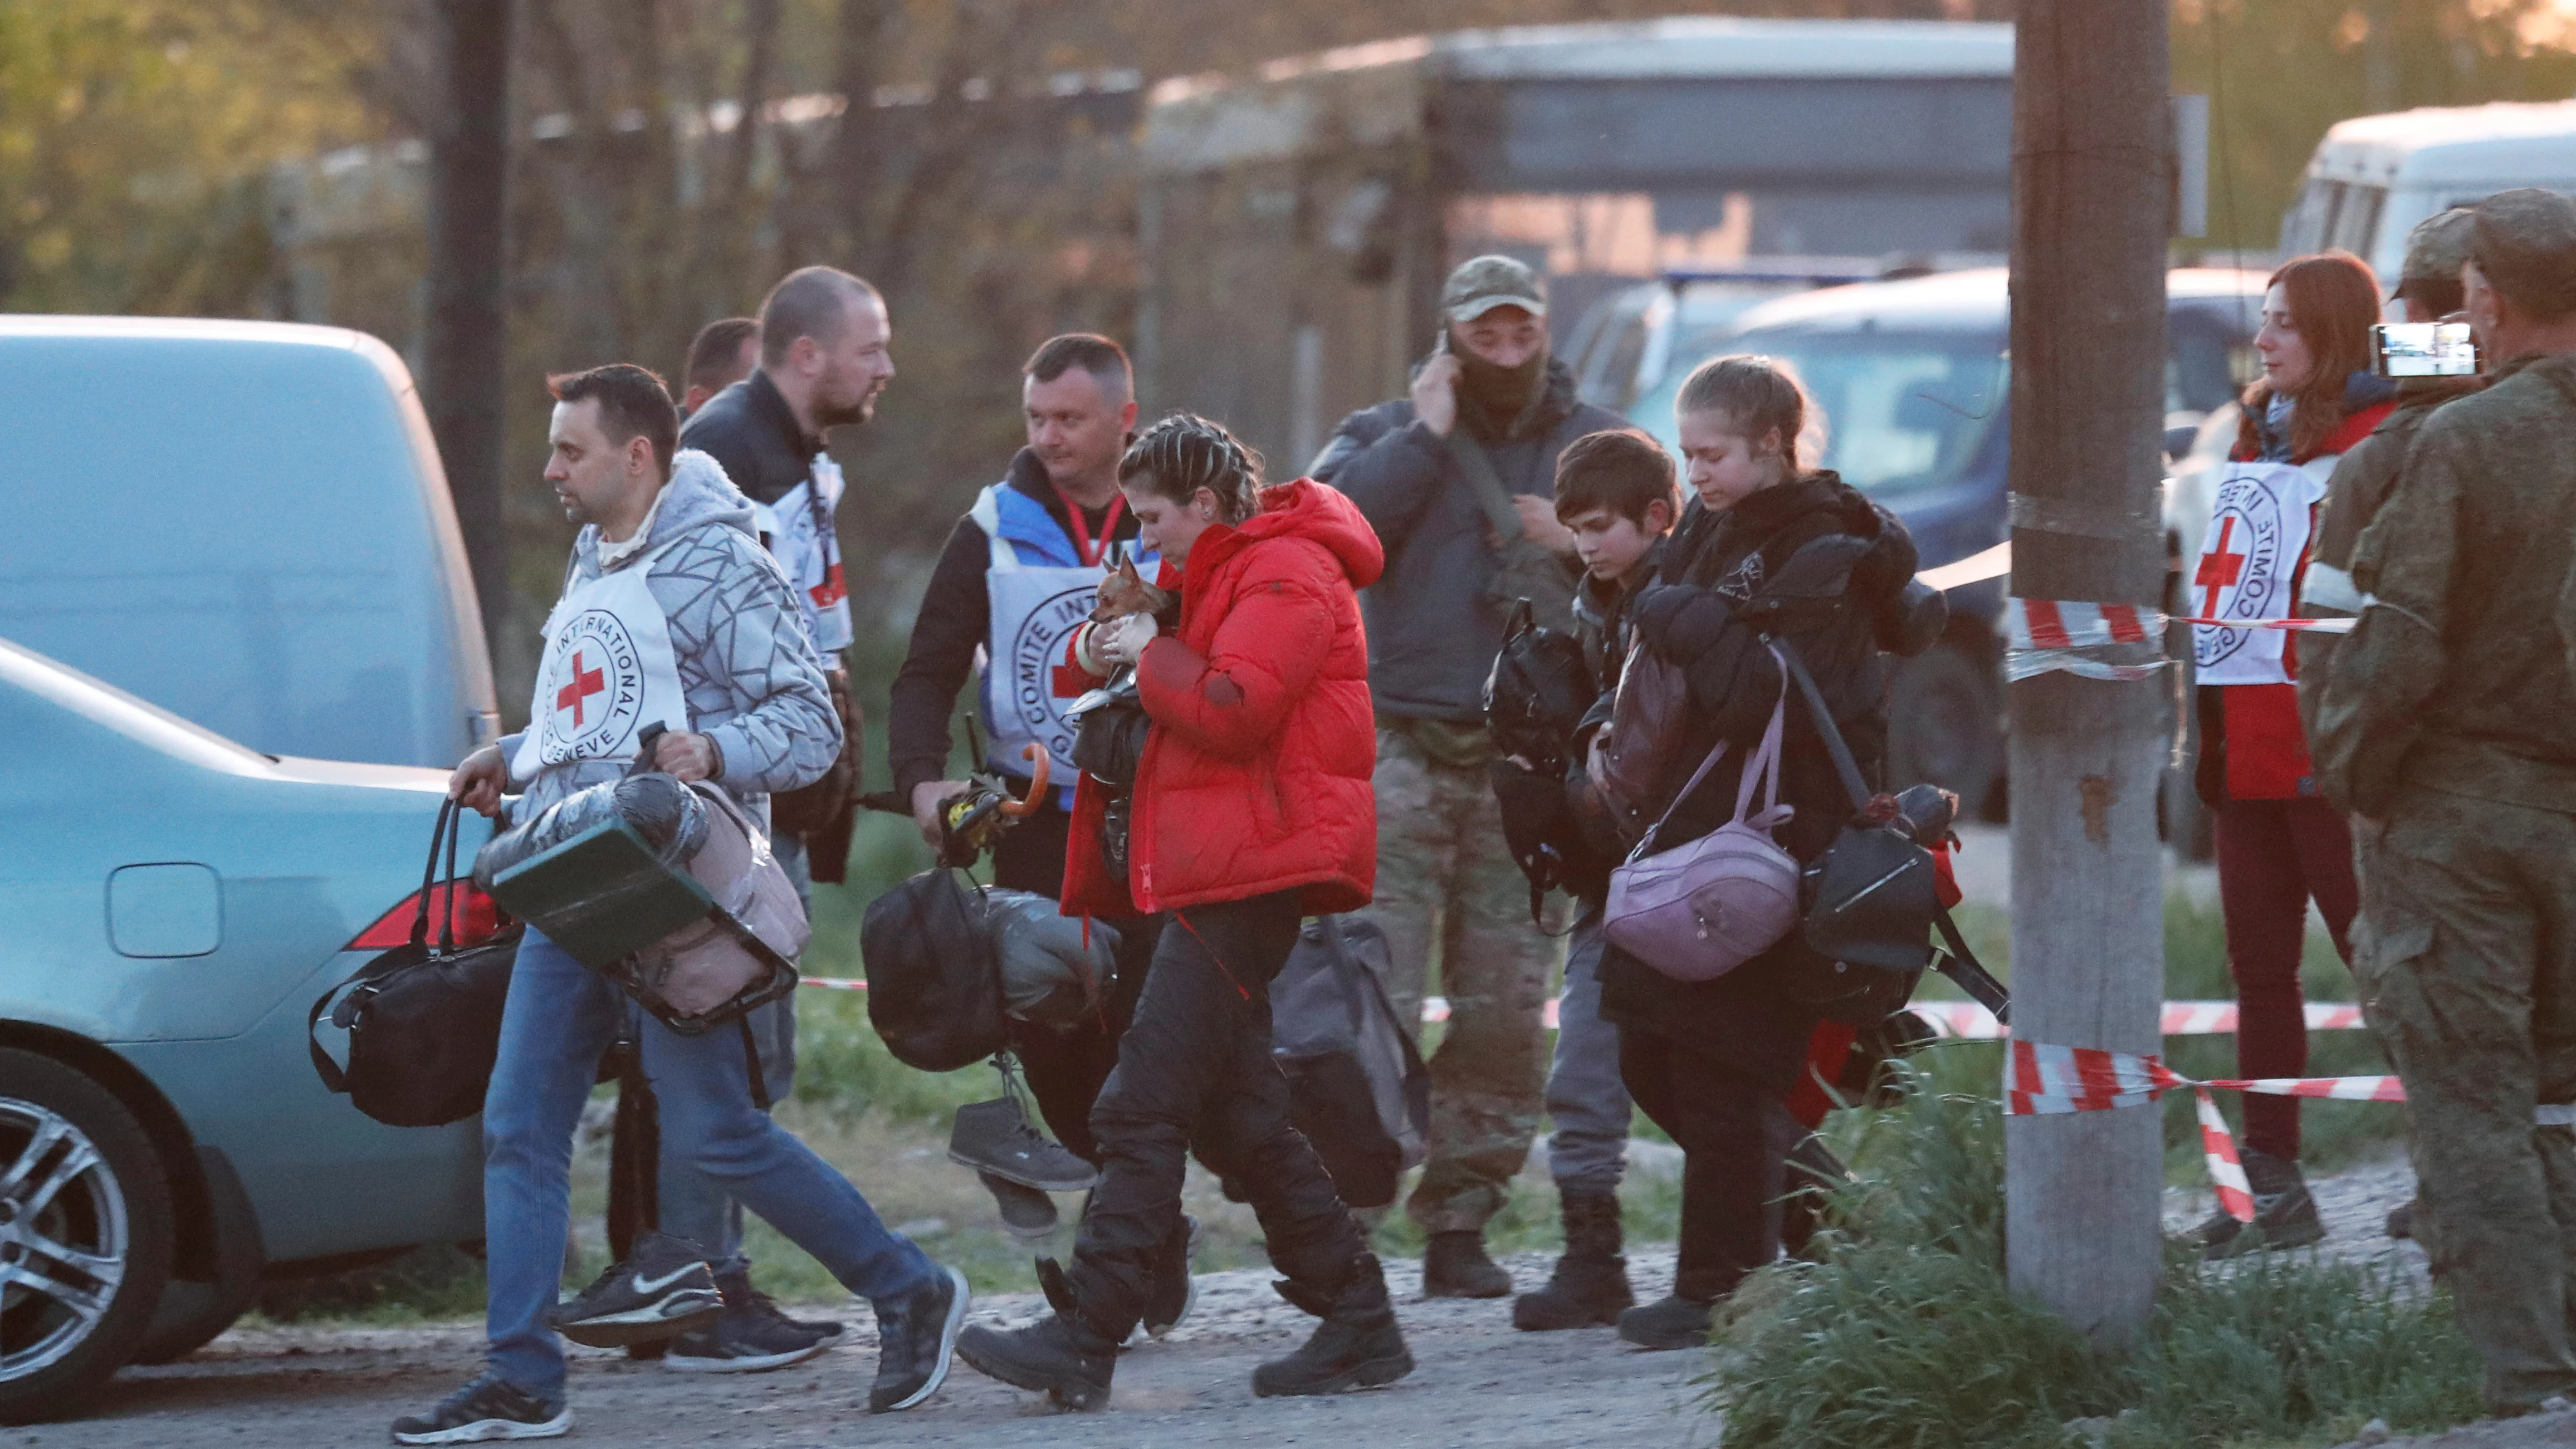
[1453,342,1547,438]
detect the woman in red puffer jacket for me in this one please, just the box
[955,414,1410,1411]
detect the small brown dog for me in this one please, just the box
[1091,556,1171,623]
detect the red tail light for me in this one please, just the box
[348,879,507,951]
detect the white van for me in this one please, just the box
[2280,100,2576,286]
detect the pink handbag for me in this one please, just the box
[1602,657,1801,982]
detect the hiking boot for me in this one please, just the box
[1513,1191,1633,1331]
[869,1264,970,1412]
[663,1273,839,1373]
[2387,1197,2418,1240]
[1141,1213,1201,1339]
[544,1230,721,1348]
[391,1377,569,1444]
[956,1307,1119,1411]
[1421,1230,1512,1299]
[950,1097,1099,1192]
[1253,1255,1415,1397]
[1617,1293,1714,1352]
[979,1169,1061,1241]
[2185,1149,2325,1260]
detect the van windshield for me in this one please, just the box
[1629,330,2006,499]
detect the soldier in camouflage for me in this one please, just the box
[2315,187,2576,1417]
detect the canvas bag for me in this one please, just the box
[1602,652,1801,983]
[1269,916,1429,1210]
[619,782,808,1022]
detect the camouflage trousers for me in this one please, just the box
[2355,781,2576,1414]
[1362,727,1566,1236]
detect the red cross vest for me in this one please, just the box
[514,541,691,779]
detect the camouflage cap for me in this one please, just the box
[2470,187,2576,320]
[1442,255,1547,325]
[2392,207,2477,300]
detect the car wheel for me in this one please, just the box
[1886,644,2002,820]
[0,1050,174,1424]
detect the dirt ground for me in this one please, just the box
[52,1250,1708,1449]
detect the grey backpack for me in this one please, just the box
[1270,916,1429,1210]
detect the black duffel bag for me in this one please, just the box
[309,797,520,1127]
[859,867,1006,1072]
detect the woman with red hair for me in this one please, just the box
[2187,250,2396,1257]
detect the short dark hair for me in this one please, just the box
[684,317,760,393]
[757,266,880,368]
[548,364,680,477]
[1553,429,1680,528]
[1024,333,1133,402]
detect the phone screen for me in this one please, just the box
[2373,321,2479,378]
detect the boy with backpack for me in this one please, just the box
[1486,429,1678,1330]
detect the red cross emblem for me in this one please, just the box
[555,651,607,726]
[1050,637,1089,698]
[2195,515,2245,619]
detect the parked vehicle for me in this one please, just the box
[1625,267,2264,817]
[0,638,492,1419]
[2280,100,2576,295]
[1137,16,2015,471]
[1560,260,1884,414]
[0,317,500,768]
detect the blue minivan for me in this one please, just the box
[0,318,499,1419]
[1627,268,2265,815]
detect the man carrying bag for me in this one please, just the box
[395,364,965,1445]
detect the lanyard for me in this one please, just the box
[1051,484,1125,568]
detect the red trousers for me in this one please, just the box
[2214,797,2357,1162]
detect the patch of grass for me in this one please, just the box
[250,1244,489,1326]
[1704,1054,2481,1449]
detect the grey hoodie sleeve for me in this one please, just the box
[653,527,840,796]
[1311,402,1450,555]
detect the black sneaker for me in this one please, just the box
[663,1277,837,1373]
[870,1264,970,1412]
[1616,1293,1714,1352]
[979,1170,1061,1241]
[1140,1214,1200,1339]
[391,1377,570,1444]
[950,1098,1100,1192]
[2183,1149,2326,1261]
[1253,1255,1414,1397]
[544,1230,722,1348]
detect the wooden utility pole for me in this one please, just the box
[423,0,515,651]
[2003,0,2173,1345]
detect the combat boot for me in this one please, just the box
[1421,1230,1513,1299]
[1512,1192,1632,1330]
[952,1260,1117,1411]
[1253,1255,1415,1397]
[2185,1148,2325,1260]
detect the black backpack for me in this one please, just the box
[1270,916,1429,1210]
[309,798,521,1127]
[859,868,1006,1072]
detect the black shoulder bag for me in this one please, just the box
[309,796,523,1127]
[1771,640,2010,1027]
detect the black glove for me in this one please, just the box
[1488,758,1572,923]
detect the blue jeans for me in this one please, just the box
[1545,909,1634,1196]
[656,828,807,1280]
[483,928,930,1398]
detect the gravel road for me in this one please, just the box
[45,1251,1709,1449]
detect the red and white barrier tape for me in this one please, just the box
[1913,998,2365,1041]
[2005,1039,2405,1221]
[2003,598,2354,683]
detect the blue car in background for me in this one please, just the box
[0,318,502,1419]
[1627,267,2265,816]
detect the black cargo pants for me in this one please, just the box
[1064,889,1369,1337]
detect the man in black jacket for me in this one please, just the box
[1309,255,1626,1295]
[661,266,888,1372]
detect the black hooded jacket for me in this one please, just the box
[1596,472,1929,1083]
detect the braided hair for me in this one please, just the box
[1118,413,1263,525]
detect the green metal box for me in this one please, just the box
[486,820,712,967]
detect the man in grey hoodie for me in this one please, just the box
[397,366,965,1445]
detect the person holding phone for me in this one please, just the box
[2183,250,2397,1260]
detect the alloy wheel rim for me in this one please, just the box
[0,1100,126,1380]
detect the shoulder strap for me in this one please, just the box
[1771,637,1875,814]
[1443,430,1531,542]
